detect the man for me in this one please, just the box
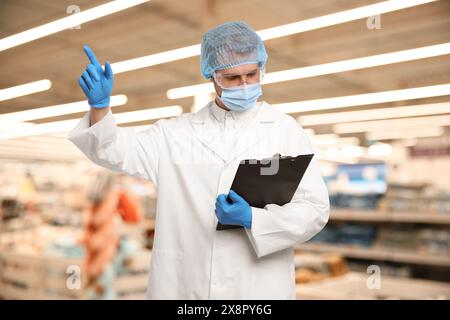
[69,21,329,299]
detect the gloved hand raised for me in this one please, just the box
[215,190,252,229]
[78,45,114,108]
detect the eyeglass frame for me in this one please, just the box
[213,66,265,88]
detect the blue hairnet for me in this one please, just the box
[200,21,267,79]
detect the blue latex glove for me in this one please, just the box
[78,45,114,108]
[215,190,252,229]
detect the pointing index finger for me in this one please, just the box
[83,45,101,66]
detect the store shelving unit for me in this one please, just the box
[329,209,450,225]
[297,209,450,270]
[297,242,450,267]
[0,249,151,300]
[296,272,450,300]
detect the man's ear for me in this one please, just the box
[212,78,222,97]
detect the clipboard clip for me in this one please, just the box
[240,153,294,176]
[241,153,297,163]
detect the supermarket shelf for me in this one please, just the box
[330,209,450,225]
[297,243,450,267]
[296,272,450,300]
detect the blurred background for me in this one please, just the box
[0,0,449,299]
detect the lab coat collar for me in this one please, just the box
[189,100,281,164]
[209,99,261,124]
[190,100,279,125]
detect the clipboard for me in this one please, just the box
[216,153,314,231]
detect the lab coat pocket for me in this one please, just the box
[149,249,184,299]
[251,254,295,299]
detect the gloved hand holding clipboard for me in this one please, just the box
[217,153,314,231]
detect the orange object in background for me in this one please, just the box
[117,189,142,224]
[84,187,120,281]
[83,173,143,295]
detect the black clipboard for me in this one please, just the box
[216,153,314,231]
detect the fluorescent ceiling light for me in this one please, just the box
[324,145,364,159]
[190,93,215,113]
[297,102,450,126]
[167,43,450,99]
[167,83,211,100]
[0,148,82,157]
[334,115,450,134]
[0,147,84,161]
[263,43,450,84]
[0,122,35,135]
[0,95,127,123]
[257,0,436,40]
[0,105,183,140]
[367,127,444,140]
[340,146,364,158]
[311,133,338,141]
[0,0,150,51]
[339,137,361,146]
[113,106,183,123]
[368,143,393,157]
[0,141,78,153]
[113,0,435,74]
[272,84,450,114]
[0,80,51,101]
[25,136,73,145]
[315,137,360,147]
[50,133,72,138]
[298,130,360,146]
[113,45,200,74]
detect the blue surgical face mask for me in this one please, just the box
[218,83,262,112]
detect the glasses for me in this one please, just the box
[213,67,265,88]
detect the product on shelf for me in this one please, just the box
[378,183,450,214]
[376,226,450,256]
[294,253,348,284]
[310,223,377,247]
[329,193,382,210]
[325,163,386,210]
[310,222,450,258]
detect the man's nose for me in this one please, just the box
[239,75,249,85]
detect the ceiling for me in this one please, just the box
[0,0,449,161]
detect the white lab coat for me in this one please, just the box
[68,100,330,300]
